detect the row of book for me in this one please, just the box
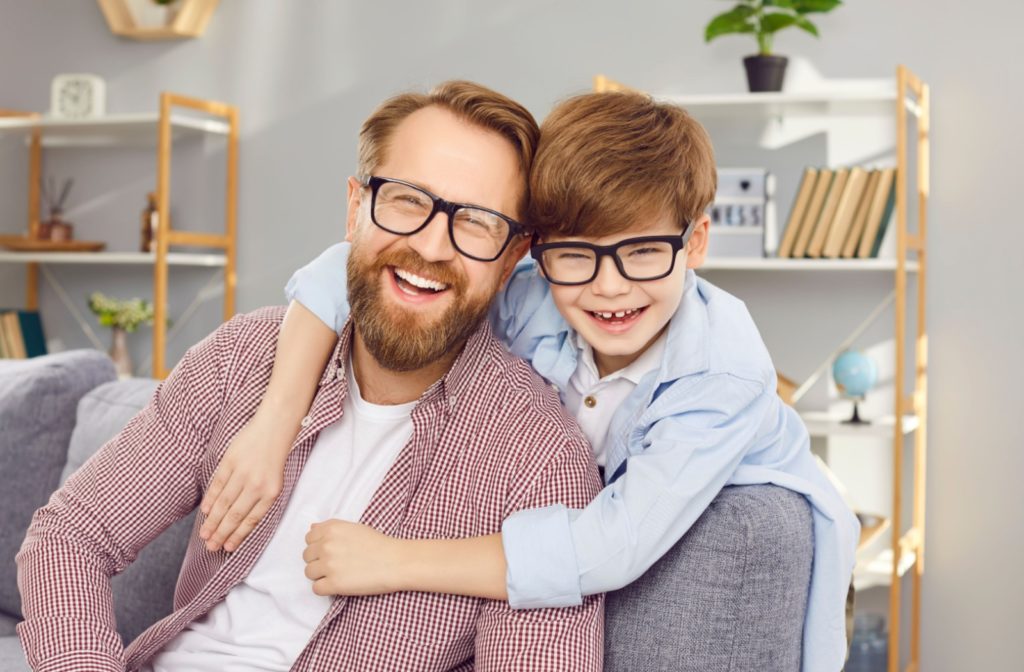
[0,310,47,359]
[777,166,896,259]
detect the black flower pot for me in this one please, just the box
[743,55,789,93]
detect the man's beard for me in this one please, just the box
[347,245,494,372]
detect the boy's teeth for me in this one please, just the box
[395,268,448,291]
[592,308,640,320]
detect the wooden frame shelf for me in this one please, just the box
[595,66,930,672]
[0,92,238,379]
[96,0,220,41]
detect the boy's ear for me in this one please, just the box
[498,235,531,287]
[685,215,711,269]
[344,177,364,243]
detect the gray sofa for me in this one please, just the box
[0,349,813,671]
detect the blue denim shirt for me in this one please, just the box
[286,242,860,672]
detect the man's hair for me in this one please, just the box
[528,91,717,238]
[357,80,540,216]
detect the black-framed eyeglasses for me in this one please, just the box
[530,226,693,286]
[360,175,526,262]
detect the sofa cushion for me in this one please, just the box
[0,350,116,619]
[0,635,29,672]
[604,484,813,672]
[0,613,18,637]
[63,377,195,645]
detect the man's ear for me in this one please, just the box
[685,215,711,269]
[498,235,531,287]
[345,177,364,243]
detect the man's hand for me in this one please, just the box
[198,411,294,552]
[303,520,401,596]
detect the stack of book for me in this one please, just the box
[0,310,47,359]
[776,167,897,259]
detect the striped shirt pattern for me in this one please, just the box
[17,307,604,671]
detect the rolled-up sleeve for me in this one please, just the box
[284,242,351,334]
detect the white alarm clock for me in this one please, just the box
[50,74,106,118]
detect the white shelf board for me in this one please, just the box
[854,547,917,591]
[699,257,920,272]
[799,411,920,439]
[0,251,226,267]
[0,113,230,147]
[655,87,897,119]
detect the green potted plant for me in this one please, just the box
[88,292,155,378]
[704,0,843,92]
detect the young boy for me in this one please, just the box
[200,91,858,670]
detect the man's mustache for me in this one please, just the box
[367,247,468,295]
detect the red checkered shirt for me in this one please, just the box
[17,307,604,672]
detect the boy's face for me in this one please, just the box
[542,212,709,377]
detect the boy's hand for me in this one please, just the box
[303,520,400,596]
[199,411,293,552]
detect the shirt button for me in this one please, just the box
[584,395,597,408]
[336,367,344,380]
[300,415,312,428]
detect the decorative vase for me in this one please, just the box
[109,327,133,379]
[743,55,789,93]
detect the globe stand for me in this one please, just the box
[843,398,870,425]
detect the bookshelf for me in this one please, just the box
[595,66,929,672]
[0,92,238,379]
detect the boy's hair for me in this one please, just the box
[357,81,540,216]
[528,91,717,238]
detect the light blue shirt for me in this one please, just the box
[286,242,860,672]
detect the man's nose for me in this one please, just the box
[407,211,457,263]
[590,255,630,297]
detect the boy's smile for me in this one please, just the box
[543,214,709,377]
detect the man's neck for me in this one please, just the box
[350,331,459,405]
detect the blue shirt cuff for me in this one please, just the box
[501,504,583,610]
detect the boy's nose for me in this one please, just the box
[590,255,630,297]
[407,212,457,264]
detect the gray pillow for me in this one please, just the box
[64,377,195,645]
[0,350,116,619]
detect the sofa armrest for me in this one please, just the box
[605,484,813,672]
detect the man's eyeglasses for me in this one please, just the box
[360,176,526,262]
[530,226,694,286]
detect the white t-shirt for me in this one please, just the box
[145,359,414,672]
[563,332,666,467]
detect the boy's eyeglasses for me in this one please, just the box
[360,175,526,262]
[530,226,694,286]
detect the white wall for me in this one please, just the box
[1,1,1021,668]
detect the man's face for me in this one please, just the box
[345,106,528,372]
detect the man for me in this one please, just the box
[16,81,604,672]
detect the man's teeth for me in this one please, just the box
[395,268,449,292]
[591,308,642,320]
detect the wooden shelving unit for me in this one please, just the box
[96,0,220,41]
[0,92,238,379]
[595,66,930,672]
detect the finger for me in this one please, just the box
[222,496,274,552]
[305,559,326,581]
[207,489,262,550]
[302,544,319,563]
[199,467,231,517]
[312,578,332,596]
[305,526,322,544]
[200,473,246,541]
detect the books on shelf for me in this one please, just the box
[856,168,897,259]
[0,310,47,359]
[778,165,897,259]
